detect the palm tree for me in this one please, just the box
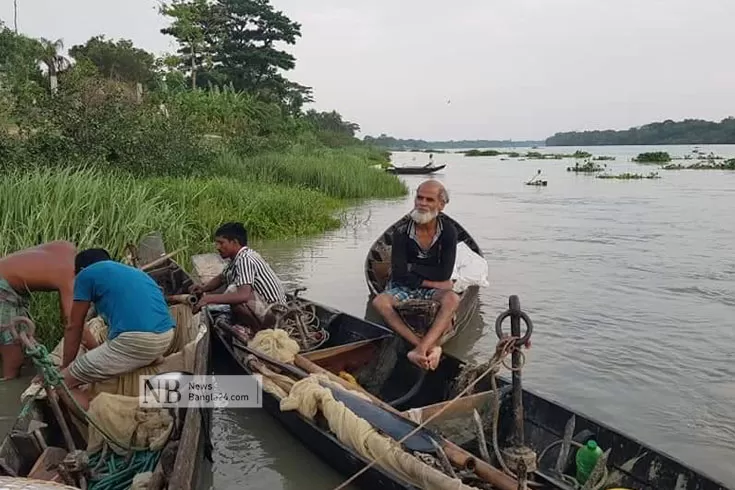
[38,37,70,93]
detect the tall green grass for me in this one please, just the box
[214,147,408,199]
[0,166,345,346]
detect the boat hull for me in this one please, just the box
[385,164,446,175]
[211,325,420,490]
[210,289,732,490]
[208,295,422,489]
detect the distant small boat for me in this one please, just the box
[526,169,548,186]
[385,164,447,175]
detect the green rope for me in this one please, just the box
[87,449,161,490]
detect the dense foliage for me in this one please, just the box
[0,4,405,344]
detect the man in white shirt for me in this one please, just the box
[192,222,287,332]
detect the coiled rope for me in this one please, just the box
[265,297,329,352]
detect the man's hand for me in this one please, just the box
[192,294,209,314]
[189,284,204,296]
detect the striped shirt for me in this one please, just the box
[223,247,287,305]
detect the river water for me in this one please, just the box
[213,144,735,489]
[1,144,733,489]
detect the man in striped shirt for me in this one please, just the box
[192,222,287,332]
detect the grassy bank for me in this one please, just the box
[3,151,405,347]
[214,147,406,199]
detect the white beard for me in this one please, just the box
[410,208,437,224]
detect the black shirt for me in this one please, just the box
[390,214,458,289]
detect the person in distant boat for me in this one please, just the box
[57,248,175,408]
[191,222,287,333]
[372,179,459,371]
[0,241,98,380]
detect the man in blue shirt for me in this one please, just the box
[58,248,175,405]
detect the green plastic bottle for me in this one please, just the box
[576,439,603,484]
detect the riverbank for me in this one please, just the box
[0,147,406,347]
[1,21,411,346]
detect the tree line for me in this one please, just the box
[546,118,735,146]
[362,134,544,150]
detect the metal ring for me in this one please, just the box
[494,310,533,347]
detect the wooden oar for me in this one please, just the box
[139,248,185,272]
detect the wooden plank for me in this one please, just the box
[167,327,210,490]
[27,446,66,482]
[191,253,226,284]
[301,338,378,362]
[401,390,497,423]
[137,232,166,265]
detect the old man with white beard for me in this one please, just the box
[372,179,459,370]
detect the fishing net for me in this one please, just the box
[279,375,479,490]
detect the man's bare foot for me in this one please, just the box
[407,349,429,370]
[426,346,442,370]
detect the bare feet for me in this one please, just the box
[426,346,442,370]
[407,349,429,370]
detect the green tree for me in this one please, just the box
[69,36,158,86]
[159,0,311,105]
[159,0,219,89]
[214,0,301,93]
[38,37,70,90]
[0,24,44,89]
[304,110,360,136]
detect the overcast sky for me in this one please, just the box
[2,0,734,140]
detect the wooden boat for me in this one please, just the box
[0,236,211,490]
[364,212,484,347]
[385,164,447,175]
[209,288,732,490]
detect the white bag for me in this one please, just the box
[451,242,489,293]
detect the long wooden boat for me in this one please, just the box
[364,212,484,347]
[386,164,447,175]
[209,287,731,490]
[0,236,211,490]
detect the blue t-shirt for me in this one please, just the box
[73,260,174,340]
